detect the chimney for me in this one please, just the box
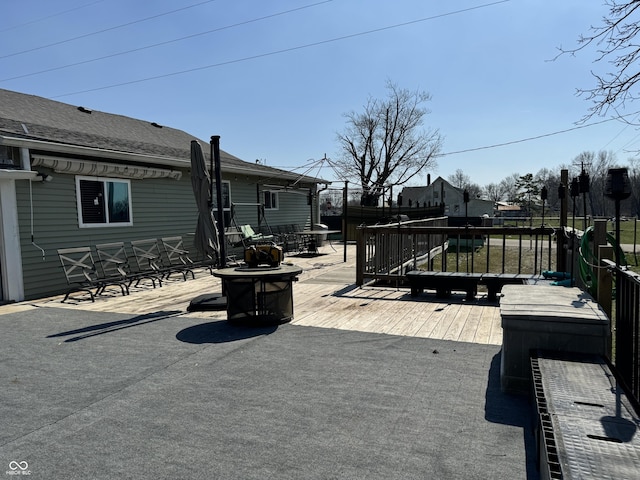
[427,174,431,186]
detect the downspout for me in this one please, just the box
[29,179,46,260]
[316,182,330,227]
[22,147,45,259]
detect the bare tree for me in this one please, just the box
[558,1,640,119]
[534,168,562,213]
[483,182,506,202]
[500,173,521,203]
[335,81,443,206]
[448,168,470,189]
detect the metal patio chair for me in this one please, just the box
[57,246,128,302]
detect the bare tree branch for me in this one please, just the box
[335,80,442,205]
[556,1,640,121]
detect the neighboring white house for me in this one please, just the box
[400,177,494,218]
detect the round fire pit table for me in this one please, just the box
[213,264,303,325]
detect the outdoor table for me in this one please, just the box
[295,230,341,253]
[213,264,303,324]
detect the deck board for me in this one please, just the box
[18,244,502,345]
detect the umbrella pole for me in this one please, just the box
[211,136,226,268]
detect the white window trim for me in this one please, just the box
[264,190,279,210]
[220,180,231,212]
[76,175,133,228]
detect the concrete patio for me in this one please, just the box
[1,244,538,479]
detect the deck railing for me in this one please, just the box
[356,219,557,286]
[607,262,640,402]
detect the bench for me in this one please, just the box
[531,351,640,479]
[480,273,541,301]
[406,271,482,300]
[406,271,541,301]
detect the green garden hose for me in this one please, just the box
[578,226,627,296]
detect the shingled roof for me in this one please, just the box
[0,88,325,184]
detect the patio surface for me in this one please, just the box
[1,243,538,479]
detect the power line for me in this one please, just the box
[437,115,637,157]
[49,0,511,99]
[0,0,219,60]
[0,0,106,34]
[0,0,334,83]
[270,113,640,176]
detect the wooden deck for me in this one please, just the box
[8,243,503,345]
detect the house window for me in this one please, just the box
[76,176,132,227]
[434,191,439,199]
[263,190,278,210]
[0,146,19,168]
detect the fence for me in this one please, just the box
[609,263,640,402]
[355,219,557,286]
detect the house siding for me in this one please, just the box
[1,88,326,302]
[264,191,312,229]
[16,170,198,300]
[225,181,312,231]
[15,171,315,300]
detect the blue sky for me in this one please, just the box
[2,0,635,187]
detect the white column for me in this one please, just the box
[0,177,26,301]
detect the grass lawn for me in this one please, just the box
[491,217,639,273]
[498,216,639,244]
[425,242,639,275]
[425,245,555,275]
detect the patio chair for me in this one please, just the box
[57,246,128,302]
[183,232,219,274]
[238,224,274,246]
[130,238,167,282]
[95,242,162,289]
[159,236,196,280]
[278,225,300,253]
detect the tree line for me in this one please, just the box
[448,151,640,218]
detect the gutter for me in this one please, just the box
[0,134,327,184]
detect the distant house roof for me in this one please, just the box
[0,88,326,185]
[496,203,521,211]
[400,177,458,204]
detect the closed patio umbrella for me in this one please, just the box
[190,140,219,262]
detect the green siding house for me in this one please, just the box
[0,89,326,301]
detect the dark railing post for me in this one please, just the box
[558,169,568,272]
[356,226,364,286]
[343,181,348,263]
[605,167,633,391]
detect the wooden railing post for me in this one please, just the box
[356,227,364,286]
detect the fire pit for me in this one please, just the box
[213,264,303,325]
